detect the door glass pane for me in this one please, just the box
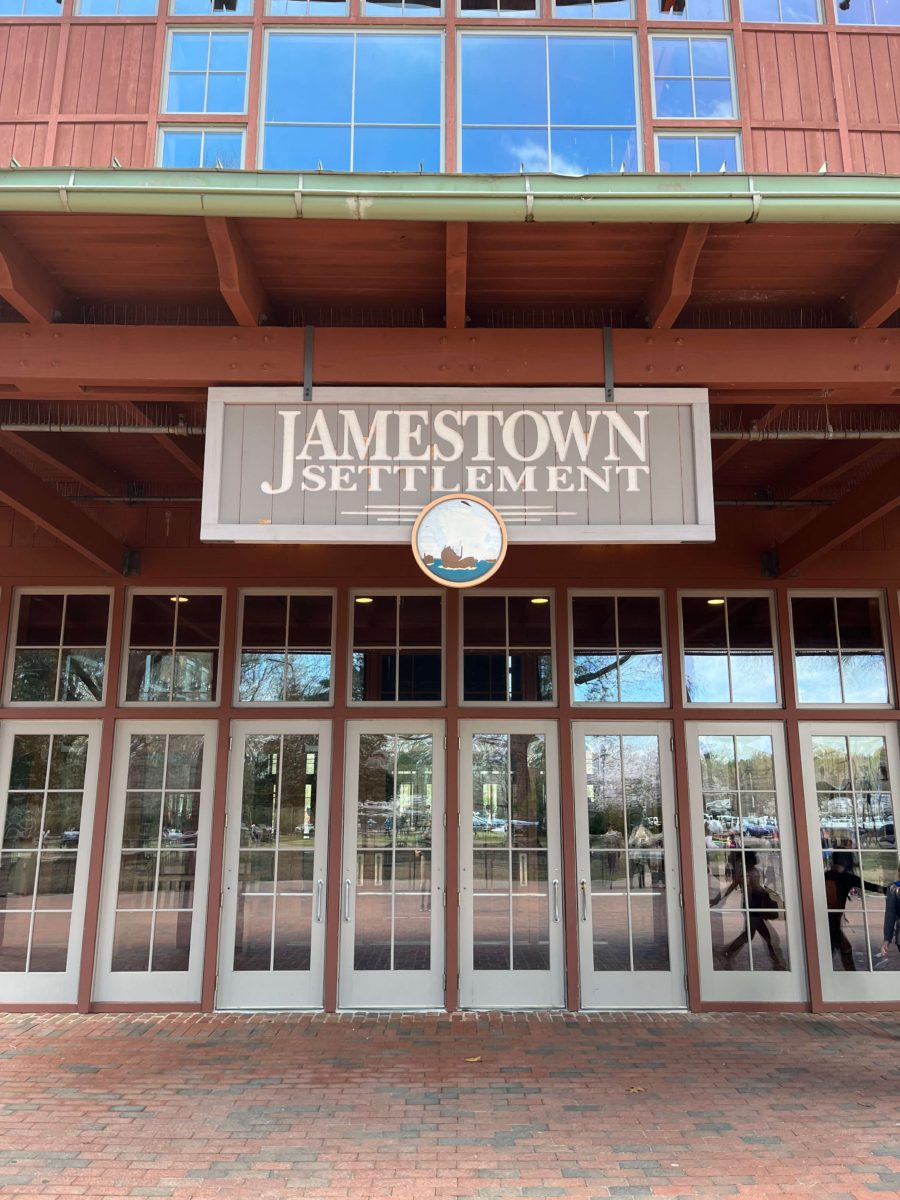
[353,733,433,971]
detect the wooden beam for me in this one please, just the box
[712,404,784,473]
[0,445,125,574]
[0,224,68,324]
[848,241,900,329]
[0,326,896,390]
[204,217,270,327]
[778,442,887,501]
[645,224,709,330]
[445,222,468,331]
[777,451,900,575]
[0,432,125,497]
[119,401,204,481]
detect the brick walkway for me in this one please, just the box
[0,1012,897,1200]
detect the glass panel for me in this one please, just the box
[233,850,275,971]
[473,895,509,970]
[398,595,442,647]
[42,793,84,848]
[0,852,36,909]
[573,653,618,703]
[631,892,669,971]
[394,735,432,847]
[510,734,546,848]
[682,596,727,648]
[288,595,333,649]
[130,595,176,646]
[58,650,105,702]
[842,653,889,704]
[127,734,167,791]
[795,652,842,703]
[684,653,729,703]
[463,652,507,702]
[34,852,77,909]
[273,893,312,971]
[126,650,173,703]
[507,596,552,648]
[699,735,737,790]
[393,850,431,970]
[117,853,157,908]
[727,597,772,649]
[355,33,441,126]
[511,851,549,970]
[240,652,285,702]
[0,914,30,972]
[279,735,318,847]
[165,735,204,791]
[791,596,837,649]
[3,795,44,849]
[461,35,548,127]
[572,596,615,649]
[397,651,442,702]
[836,597,883,649]
[242,594,287,649]
[157,850,196,909]
[736,735,775,790]
[354,859,391,971]
[151,911,192,971]
[174,595,221,648]
[9,734,50,791]
[592,895,630,970]
[353,595,396,648]
[10,649,58,702]
[730,653,777,704]
[619,651,665,703]
[464,595,506,647]
[28,912,70,972]
[63,594,109,646]
[508,650,553,703]
[173,650,217,702]
[111,911,152,972]
[16,594,64,646]
[697,135,739,172]
[48,735,89,791]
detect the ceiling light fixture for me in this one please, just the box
[355,596,374,605]
[169,595,189,604]
[530,597,550,605]
[707,598,726,607]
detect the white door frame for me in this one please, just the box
[686,721,807,1004]
[216,720,332,1010]
[799,721,900,1003]
[338,719,445,1010]
[0,721,101,1005]
[93,720,217,1004]
[572,720,686,1010]
[458,719,564,1010]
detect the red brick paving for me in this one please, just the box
[0,1011,897,1200]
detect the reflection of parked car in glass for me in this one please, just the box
[61,828,80,847]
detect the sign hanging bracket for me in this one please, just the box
[303,325,315,402]
[603,326,615,403]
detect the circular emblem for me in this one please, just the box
[411,494,508,589]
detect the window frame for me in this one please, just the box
[459,587,557,708]
[76,0,159,13]
[551,0,635,15]
[648,0,730,19]
[170,0,254,12]
[120,587,226,708]
[740,0,822,21]
[457,0,539,15]
[5,587,114,708]
[678,589,782,709]
[457,28,643,175]
[788,589,893,709]
[234,587,337,708]
[362,0,444,13]
[162,26,252,118]
[259,26,446,173]
[649,31,739,122]
[0,0,62,14]
[347,587,446,708]
[654,129,742,172]
[568,589,669,709]
[835,0,899,25]
[156,125,247,168]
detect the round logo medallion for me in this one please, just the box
[411,494,508,589]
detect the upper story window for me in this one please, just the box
[656,131,740,171]
[681,594,777,705]
[651,0,729,17]
[0,0,59,12]
[365,0,441,10]
[268,0,348,11]
[239,592,333,703]
[172,0,254,12]
[351,593,443,703]
[79,0,157,12]
[124,592,223,704]
[262,32,442,172]
[164,30,251,116]
[463,593,554,704]
[571,594,665,704]
[460,33,639,174]
[837,0,900,24]
[459,0,537,12]
[554,0,633,12]
[650,35,736,120]
[790,595,889,705]
[7,592,111,704]
[159,127,244,167]
[742,0,820,19]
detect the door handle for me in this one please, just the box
[580,878,588,922]
[343,879,351,922]
[315,879,323,922]
[552,879,560,923]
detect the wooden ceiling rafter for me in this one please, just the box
[204,216,271,327]
[0,223,70,324]
[645,224,709,330]
[0,431,125,497]
[776,442,888,501]
[847,240,900,329]
[712,404,785,473]
[445,222,468,331]
[118,400,204,481]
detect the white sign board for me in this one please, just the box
[201,387,715,544]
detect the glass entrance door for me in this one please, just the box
[338,721,444,1009]
[572,722,685,1009]
[686,722,807,1004]
[458,721,563,1009]
[217,721,331,1010]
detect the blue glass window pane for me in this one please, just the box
[685,654,730,704]
[461,36,548,126]
[23,0,59,10]
[118,0,158,13]
[873,0,900,22]
[549,37,636,127]
[779,0,820,18]
[551,128,637,174]
[202,131,244,168]
[461,127,548,173]
[691,38,730,77]
[742,0,780,16]
[78,0,116,12]
[655,78,693,117]
[209,33,250,72]
[206,74,247,113]
[696,135,738,171]
[171,34,210,72]
[837,0,871,20]
[173,0,252,9]
[263,124,352,171]
[366,0,406,9]
[554,0,596,11]
[161,131,203,168]
[308,0,348,9]
[355,35,441,126]
[730,654,777,704]
[652,38,690,77]
[694,78,734,118]
[354,126,441,172]
[265,35,353,124]
[795,653,842,704]
[167,74,207,113]
[656,136,698,171]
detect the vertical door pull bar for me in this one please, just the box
[315,879,323,922]
[580,878,588,921]
[343,879,351,922]
[552,879,560,923]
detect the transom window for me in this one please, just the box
[463,593,554,703]
[262,32,442,172]
[836,0,900,24]
[742,0,820,19]
[651,35,736,120]
[790,595,889,705]
[0,0,63,12]
[652,0,729,17]
[571,594,665,704]
[78,0,157,12]
[364,0,441,9]
[553,0,633,14]
[239,593,333,703]
[159,127,244,168]
[656,132,740,172]
[460,33,640,174]
[9,592,110,704]
[459,0,537,12]
[681,594,777,705]
[267,0,348,10]
[172,0,253,11]
[351,594,443,703]
[165,31,251,116]
[125,593,223,704]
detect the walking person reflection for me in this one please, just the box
[877,861,899,967]
[824,850,887,972]
[712,850,786,970]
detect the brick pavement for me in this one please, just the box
[0,1011,897,1200]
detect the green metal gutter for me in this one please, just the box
[0,169,898,223]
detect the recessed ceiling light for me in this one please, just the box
[531,597,550,605]
[355,596,374,605]
[169,596,189,603]
[707,597,726,606]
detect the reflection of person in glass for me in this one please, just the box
[878,867,900,963]
[824,850,887,971]
[713,850,786,970]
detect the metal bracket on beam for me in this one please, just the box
[122,548,141,577]
[303,325,315,402]
[603,326,615,403]
[760,549,780,578]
